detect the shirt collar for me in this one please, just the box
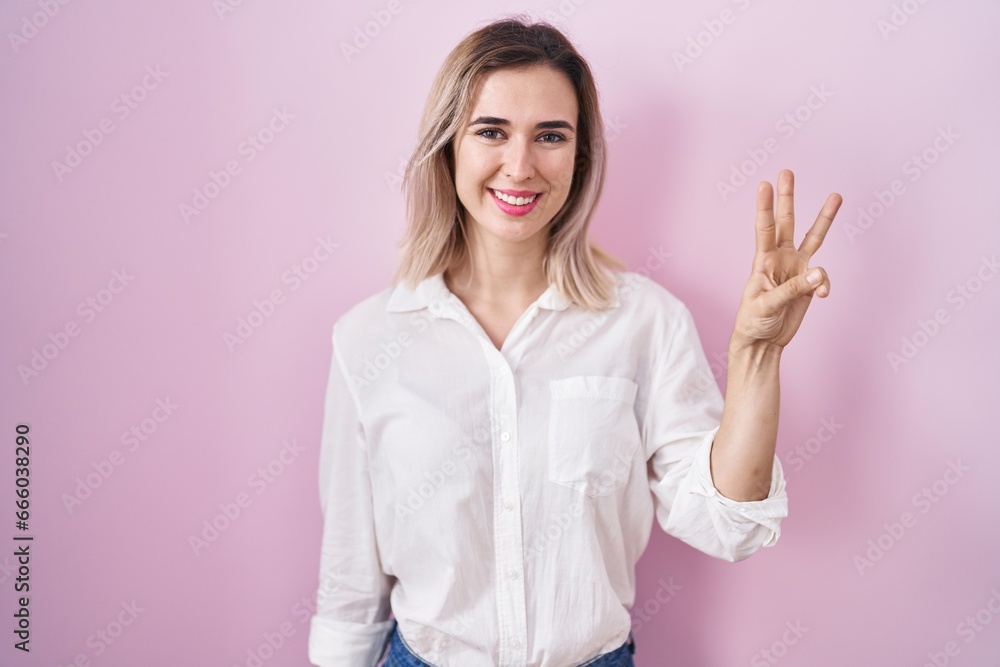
[386,271,615,314]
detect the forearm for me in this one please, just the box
[710,337,783,501]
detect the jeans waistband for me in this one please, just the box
[384,622,635,667]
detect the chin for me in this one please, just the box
[492,222,549,243]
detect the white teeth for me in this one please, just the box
[493,189,537,206]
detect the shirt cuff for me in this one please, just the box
[691,426,789,549]
[308,616,395,667]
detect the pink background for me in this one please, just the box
[2,1,998,665]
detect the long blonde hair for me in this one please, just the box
[392,15,626,311]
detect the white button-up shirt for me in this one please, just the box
[308,270,788,667]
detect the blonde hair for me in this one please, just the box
[391,14,626,311]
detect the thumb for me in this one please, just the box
[760,267,824,312]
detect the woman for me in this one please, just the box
[308,16,842,667]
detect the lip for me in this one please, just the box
[489,188,542,216]
[491,188,540,197]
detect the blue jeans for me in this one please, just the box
[382,621,636,667]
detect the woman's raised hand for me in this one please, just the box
[730,169,843,351]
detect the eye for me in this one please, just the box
[539,132,566,144]
[476,128,503,140]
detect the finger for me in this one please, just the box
[760,266,827,312]
[799,192,843,258]
[815,273,831,298]
[775,169,795,248]
[755,180,776,256]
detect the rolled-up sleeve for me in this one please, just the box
[308,324,395,667]
[643,303,788,563]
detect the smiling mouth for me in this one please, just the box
[488,188,543,216]
[491,189,539,206]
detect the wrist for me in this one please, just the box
[728,334,783,360]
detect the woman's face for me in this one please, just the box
[452,64,579,248]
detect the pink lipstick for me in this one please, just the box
[489,188,542,216]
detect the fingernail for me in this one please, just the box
[806,269,821,285]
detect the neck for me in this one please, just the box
[444,224,549,305]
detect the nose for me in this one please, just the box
[503,137,535,182]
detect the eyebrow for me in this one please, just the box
[468,115,575,132]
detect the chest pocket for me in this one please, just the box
[548,376,641,497]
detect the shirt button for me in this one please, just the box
[508,568,518,579]
[509,638,520,649]
[500,431,511,442]
[499,365,509,375]
[504,501,513,511]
